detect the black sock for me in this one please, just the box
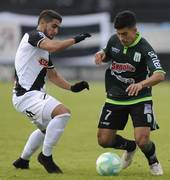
[111,135,136,152]
[140,141,159,165]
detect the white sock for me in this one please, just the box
[42,113,70,156]
[21,129,45,160]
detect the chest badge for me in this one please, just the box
[133,52,141,62]
[111,47,120,53]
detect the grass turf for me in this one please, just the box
[0,81,170,180]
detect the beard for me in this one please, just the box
[44,29,54,39]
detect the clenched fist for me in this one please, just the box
[71,81,89,92]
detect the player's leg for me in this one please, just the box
[98,128,136,151]
[12,91,47,169]
[38,101,71,173]
[97,130,137,170]
[12,91,69,172]
[13,129,45,169]
[134,127,163,175]
[97,102,137,168]
[131,101,163,175]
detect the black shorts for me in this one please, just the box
[98,101,159,130]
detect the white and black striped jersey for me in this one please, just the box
[14,30,54,96]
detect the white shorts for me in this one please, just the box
[12,90,62,130]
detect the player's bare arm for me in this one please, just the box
[47,69,89,92]
[126,72,165,96]
[39,38,75,52]
[95,50,106,65]
[40,33,91,52]
[47,68,71,90]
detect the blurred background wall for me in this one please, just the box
[0,0,170,81]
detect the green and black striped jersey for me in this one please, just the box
[103,32,166,105]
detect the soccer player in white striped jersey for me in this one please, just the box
[12,9,91,173]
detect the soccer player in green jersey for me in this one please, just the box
[95,10,165,175]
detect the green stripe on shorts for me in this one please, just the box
[106,96,152,105]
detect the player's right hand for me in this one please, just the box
[95,50,106,65]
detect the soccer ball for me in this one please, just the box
[96,152,122,176]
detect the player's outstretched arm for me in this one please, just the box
[39,33,91,52]
[47,69,89,92]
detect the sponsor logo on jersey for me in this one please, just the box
[38,58,48,68]
[111,71,135,84]
[148,51,162,69]
[133,52,141,62]
[110,61,136,73]
[111,47,120,53]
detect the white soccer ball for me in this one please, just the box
[96,152,122,176]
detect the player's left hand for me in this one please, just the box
[71,81,89,92]
[74,33,91,43]
[126,83,143,96]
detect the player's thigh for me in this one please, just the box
[13,91,49,116]
[42,95,67,121]
[98,103,129,130]
[13,91,63,130]
[130,101,159,130]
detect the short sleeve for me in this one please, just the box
[103,37,112,58]
[102,36,114,62]
[143,41,166,74]
[28,31,46,47]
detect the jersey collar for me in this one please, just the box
[123,32,141,54]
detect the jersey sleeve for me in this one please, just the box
[28,31,46,47]
[102,36,115,62]
[102,35,117,62]
[143,41,166,75]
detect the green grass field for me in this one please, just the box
[0,81,170,180]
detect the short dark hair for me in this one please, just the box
[114,10,136,29]
[38,9,62,24]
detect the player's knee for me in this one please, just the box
[98,140,109,148]
[52,105,71,118]
[135,135,149,148]
[59,106,71,115]
[98,136,113,148]
[61,107,71,115]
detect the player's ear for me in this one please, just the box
[39,19,46,29]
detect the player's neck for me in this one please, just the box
[37,25,45,33]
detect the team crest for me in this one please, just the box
[133,52,141,62]
[111,47,120,53]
